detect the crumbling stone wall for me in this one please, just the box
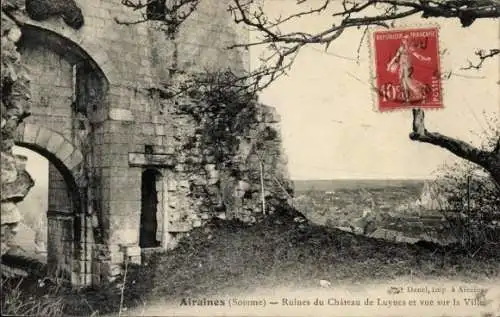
[157,71,292,233]
[1,0,292,285]
[1,0,34,256]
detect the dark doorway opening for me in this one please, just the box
[140,169,161,248]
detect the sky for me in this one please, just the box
[13,1,499,184]
[250,1,500,180]
[13,146,49,212]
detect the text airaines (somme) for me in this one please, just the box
[180,298,226,306]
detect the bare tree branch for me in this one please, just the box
[410,109,500,185]
[116,0,500,184]
[223,0,500,92]
[117,0,499,92]
[462,48,500,70]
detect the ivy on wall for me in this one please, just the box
[157,70,292,223]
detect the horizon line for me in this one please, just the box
[292,177,433,181]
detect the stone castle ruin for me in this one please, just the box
[1,0,292,287]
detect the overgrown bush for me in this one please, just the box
[1,276,65,316]
[433,162,500,255]
[432,115,500,255]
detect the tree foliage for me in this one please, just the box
[432,115,500,252]
[434,162,500,253]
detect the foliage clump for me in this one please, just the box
[433,162,500,254]
[156,70,292,222]
[433,116,500,254]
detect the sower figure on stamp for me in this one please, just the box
[386,34,431,103]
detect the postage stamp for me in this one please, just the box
[370,26,443,112]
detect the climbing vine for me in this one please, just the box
[156,70,291,222]
[162,70,262,170]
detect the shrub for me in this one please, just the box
[429,114,500,255]
[433,162,500,255]
[1,276,65,316]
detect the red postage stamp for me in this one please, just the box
[371,27,443,112]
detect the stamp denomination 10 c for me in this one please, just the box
[371,27,443,112]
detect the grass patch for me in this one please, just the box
[3,209,499,316]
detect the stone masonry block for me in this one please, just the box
[152,115,165,124]
[22,123,40,144]
[35,127,53,149]
[109,200,140,213]
[107,94,131,109]
[109,108,134,121]
[109,245,123,264]
[142,123,155,136]
[128,256,141,265]
[55,141,76,162]
[164,144,176,155]
[98,154,128,167]
[103,133,134,144]
[178,180,190,189]
[100,167,131,177]
[111,229,138,246]
[46,132,66,154]
[125,246,141,257]
[155,124,166,136]
[167,179,177,192]
[64,150,84,171]
[103,121,130,134]
[109,188,140,202]
[105,143,129,154]
[154,136,163,146]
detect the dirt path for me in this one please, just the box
[106,277,500,317]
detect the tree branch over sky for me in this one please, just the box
[462,48,500,70]
[226,0,500,90]
[119,1,499,91]
[120,0,500,185]
[410,109,500,186]
[228,0,500,185]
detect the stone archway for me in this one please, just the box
[11,16,117,86]
[13,22,109,286]
[15,124,85,285]
[16,123,84,182]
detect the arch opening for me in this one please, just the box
[12,147,48,257]
[18,25,108,128]
[12,145,81,285]
[13,24,109,287]
[19,25,109,90]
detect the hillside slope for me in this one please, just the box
[54,208,500,316]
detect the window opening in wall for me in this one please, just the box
[140,169,161,248]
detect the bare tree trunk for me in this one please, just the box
[409,109,500,187]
